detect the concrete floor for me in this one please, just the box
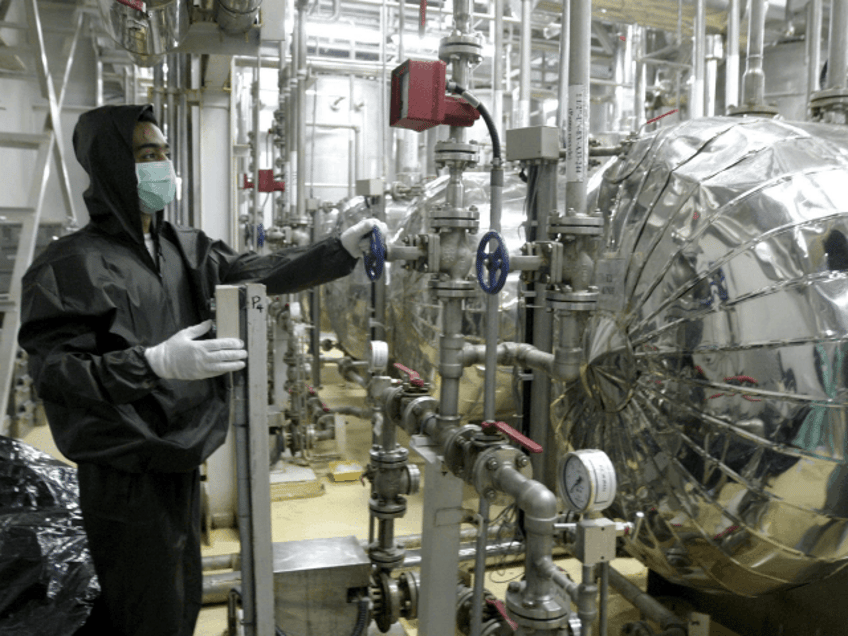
[20,355,737,636]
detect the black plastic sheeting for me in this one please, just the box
[0,436,98,635]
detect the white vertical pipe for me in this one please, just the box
[518,0,532,127]
[493,0,504,143]
[556,0,571,141]
[741,0,767,106]
[633,25,645,129]
[566,0,591,216]
[726,0,740,110]
[691,0,706,118]
[806,0,823,108]
[827,0,848,90]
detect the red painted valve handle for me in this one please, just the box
[485,598,518,631]
[393,362,425,388]
[482,421,543,454]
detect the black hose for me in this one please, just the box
[349,597,370,636]
[448,83,502,161]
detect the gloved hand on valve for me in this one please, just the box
[144,320,247,380]
[340,218,389,258]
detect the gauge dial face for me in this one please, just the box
[558,450,617,513]
[564,455,592,511]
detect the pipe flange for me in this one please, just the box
[726,102,780,117]
[372,570,401,632]
[430,278,478,299]
[548,215,604,236]
[430,215,481,232]
[505,581,570,626]
[369,497,407,518]
[370,446,410,466]
[434,140,480,167]
[438,33,484,65]
[809,88,848,122]
[401,396,438,435]
[442,424,480,477]
[548,287,599,311]
[473,445,532,505]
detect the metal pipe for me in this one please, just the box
[493,0,505,143]
[741,0,767,105]
[252,54,261,248]
[827,0,848,90]
[598,561,610,636]
[555,0,570,141]
[806,0,823,105]
[518,0,532,127]
[691,0,706,118]
[726,0,740,109]
[579,564,598,635]
[566,0,591,217]
[469,497,490,636]
[607,566,688,632]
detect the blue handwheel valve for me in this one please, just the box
[476,230,510,294]
[364,225,386,281]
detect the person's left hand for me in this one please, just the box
[340,218,389,258]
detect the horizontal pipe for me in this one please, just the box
[202,537,527,605]
[459,342,556,378]
[607,566,687,631]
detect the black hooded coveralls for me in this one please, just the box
[17,104,357,635]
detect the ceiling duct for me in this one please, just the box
[214,0,262,35]
[96,0,190,66]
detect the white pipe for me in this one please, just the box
[726,0,740,110]
[741,0,767,106]
[807,0,823,105]
[493,0,505,143]
[691,0,706,118]
[827,0,848,90]
[518,0,532,127]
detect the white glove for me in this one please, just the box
[144,320,247,380]
[340,218,389,258]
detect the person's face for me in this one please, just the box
[132,121,170,163]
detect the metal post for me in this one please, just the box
[493,0,505,143]
[556,0,570,141]
[633,24,646,129]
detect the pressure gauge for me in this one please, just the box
[557,449,617,513]
[368,340,389,374]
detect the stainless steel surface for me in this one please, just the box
[96,0,189,66]
[806,0,823,109]
[323,171,528,421]
[272,535,371,636]
[562,116,848,595]
[725,0,740,110]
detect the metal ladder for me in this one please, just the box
[0,0,81,436]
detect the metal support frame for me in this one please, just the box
[1,0,81,435]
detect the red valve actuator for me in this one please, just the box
[482,421,543,454]
[390,60,480,132]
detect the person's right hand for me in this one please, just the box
[144,320,247,380]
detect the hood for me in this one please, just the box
[72,104,160,244]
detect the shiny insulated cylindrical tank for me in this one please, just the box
[323,170,529,421]
[560,116,848,595]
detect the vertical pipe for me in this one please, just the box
[518,0,532,127]
[726,0,740,110]
[566,0,591,217]
[807,0,823,104]
[742,0,767,105]
[153,63,165,125]
[252,54,261,249]
[493,0,505,143]
[167,54,178,224]
[469,497,490,636]
[180,55,190,226]
[827,0,848,90]
[599,561,610,636]
[705,36,721,117]
[691,0,706,118]
[556,0,571,141]
[633,25,646,129]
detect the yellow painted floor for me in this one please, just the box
[20,358,736,636]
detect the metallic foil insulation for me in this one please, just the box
[560,116,848,595]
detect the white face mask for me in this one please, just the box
[136,160,177,215]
